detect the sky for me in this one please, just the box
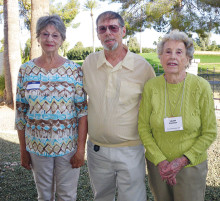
[1,0,220,50]
[65,0,164,49]
[59,0,220,49]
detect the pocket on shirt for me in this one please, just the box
[119,81,142,105]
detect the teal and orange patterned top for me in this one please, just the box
[15,60,87,157]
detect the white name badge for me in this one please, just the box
[26,81,40,90]
[164,116,183,132]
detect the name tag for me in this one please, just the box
[26,81,40,90]
[164,116,183,132]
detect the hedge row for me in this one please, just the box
[67,47,103,60]
[67,47,156,60]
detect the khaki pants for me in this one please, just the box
[146,159,208,201]
[30,152,80,201]
[87,140,147,201]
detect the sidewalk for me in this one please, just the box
[0,105,16,134]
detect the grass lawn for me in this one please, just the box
[0,118,219,200]
[139,53,220,73]
[73,53,220,74]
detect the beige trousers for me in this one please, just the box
[87,140,147,201]
[146,159,208,201]
[30,152,80,201]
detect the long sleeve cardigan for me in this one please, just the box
[138,73,217,167]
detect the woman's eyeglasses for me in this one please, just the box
[97,25,122,34]
[40,32,61,40]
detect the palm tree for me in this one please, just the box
[30,0,49,59]
[3,0,21,109]
[84,0,99,53]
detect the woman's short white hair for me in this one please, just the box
[157,30,194,67]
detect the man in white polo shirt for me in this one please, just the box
[82,11,155,201]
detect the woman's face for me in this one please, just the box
[38,24,63,54]
[160,40,189,75]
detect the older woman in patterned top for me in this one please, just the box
[15,15,87,201]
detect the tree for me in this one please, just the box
[0,39,4,52]
[84,0,99,52]
[196,32,211,51]
[74,41,84,48]
[3,0,21,108]
[50,0,80,28]
[18,0,31,30]
[128,37,140,49]
[22,38,31,63]
[17,0,80,61]
[102,0,220,36]
[59,41,69,57]
[30,0,49,59]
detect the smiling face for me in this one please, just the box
[97,18,126,51]
[160,40,189,75]
[38,24,63,54]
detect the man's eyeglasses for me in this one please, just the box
[40,32,61,40]
[97,25,122,34]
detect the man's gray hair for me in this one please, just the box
[96,11,125,27]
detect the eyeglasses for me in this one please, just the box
[40,32,61,40]
[97,25,122,34]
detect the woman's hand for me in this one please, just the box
[158,160,170,181]
[70,149,85,168]
[160,156,189,185]
[20,149,31,170]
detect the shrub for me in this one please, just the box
[0,75,5,97]
[129,47,156,53]
[67,47,104,60]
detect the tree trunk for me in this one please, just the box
[4,0,21,109]
[140,32,142,53]
[91,12,95,53]
[30,0,49,59]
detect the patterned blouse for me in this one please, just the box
[15,59,87,157]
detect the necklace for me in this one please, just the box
[164,78,185,117]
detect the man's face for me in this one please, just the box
[97,18,126,51]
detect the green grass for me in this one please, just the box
[74,60,83,66]
[194,54,220,70]
[139,53,220,73]
[194,54,220,63]
[0,125,219,201]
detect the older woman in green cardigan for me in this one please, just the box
[138,30,217,201]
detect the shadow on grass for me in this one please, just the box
[0,137,219,201]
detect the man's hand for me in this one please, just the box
[20,149,31,170]
[70,150,85,168]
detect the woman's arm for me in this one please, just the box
[17,129,31,170]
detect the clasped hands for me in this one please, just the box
[158,156,189,186]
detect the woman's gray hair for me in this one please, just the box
[36,14,66,41]
[157,30,194,66]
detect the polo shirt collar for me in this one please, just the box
[97,45,134,71]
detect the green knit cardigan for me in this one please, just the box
[138,73,217,167]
